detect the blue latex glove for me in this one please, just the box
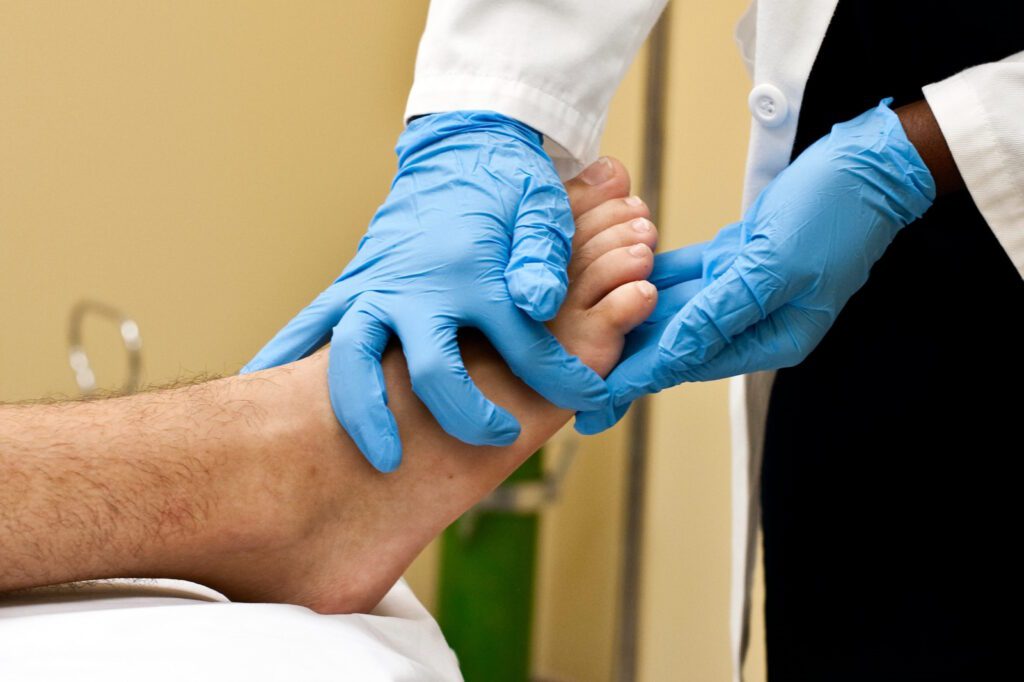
[243,111,608,471]
[577,99,935,434]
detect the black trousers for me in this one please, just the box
[760,1,1024,679]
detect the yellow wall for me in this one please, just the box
[1,2,764,680]
[0,0,426,399]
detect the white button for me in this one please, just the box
[748,84,788,128]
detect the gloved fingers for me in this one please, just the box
[679,305,826,382]
[241,282,352,374]
[649,242,708,290]
[574,399,631,436]
[657,254,786,370]
[327,300,401,473]
[701,221,746,281]
[648,279,703,324]
[477,309,610,412]
[574,344,665,434]
[506,259,569,323]
[623,315,669,357]
[583,304,816,428]
[506,180,573,322]
[396,317,521,447]
[564,156,632,218]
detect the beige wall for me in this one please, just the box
[0,0,426,399]
[1,2,764,680]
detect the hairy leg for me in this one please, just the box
[0,158,657,613]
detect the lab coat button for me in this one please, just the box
[748,84,788,128]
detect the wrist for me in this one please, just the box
[838,100,936,220]
[894,99,964,197]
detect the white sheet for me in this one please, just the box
[0,578,462,681]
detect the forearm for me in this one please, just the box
[0,377,306,592]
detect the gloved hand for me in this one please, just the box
[242,111,609,471]
[576,99,935,434]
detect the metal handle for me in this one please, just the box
[67,299,143,395]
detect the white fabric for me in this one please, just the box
[0,578,461,681]
[408,1,1024,680]
[924,51,1024,278]
[406,0,668,178]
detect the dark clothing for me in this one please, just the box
[761,2,1024,680]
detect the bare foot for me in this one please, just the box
[195,159,658,612]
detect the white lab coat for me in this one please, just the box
[407,1,1024,679]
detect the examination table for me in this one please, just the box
[0,578,462,680]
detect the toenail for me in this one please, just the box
[629,243,649,257]
[625,195,645,207]
[638,281,657,300]
[580,156,614,185]
[631,218,652,233]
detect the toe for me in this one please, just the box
[573,196,650,251]
[567,243,654,310]
[589,280,658,335]
[565,157,632,218]
[569,217,658,280]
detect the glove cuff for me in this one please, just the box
[864,99,938,221]
[396,110,545,166]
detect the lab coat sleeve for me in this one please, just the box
[923,51,1024,279]
[405,0,668,177]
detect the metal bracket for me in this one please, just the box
[67,299,143,396]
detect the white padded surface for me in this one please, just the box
[0,578,462,681]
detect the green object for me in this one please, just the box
[438,451,542,682]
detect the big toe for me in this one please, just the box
[565,156,632,217]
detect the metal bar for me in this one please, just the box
[615,6,672,681]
